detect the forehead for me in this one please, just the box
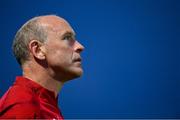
[39,16,75,35]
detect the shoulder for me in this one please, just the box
[0,85,41,118]
[1,85,39,105]
[0,102,40,118]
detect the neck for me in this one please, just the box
[22,62,64,97]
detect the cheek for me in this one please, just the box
[46,45,73,65]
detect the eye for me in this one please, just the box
[64,35,74,40]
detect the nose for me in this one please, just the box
[74,40,84,53]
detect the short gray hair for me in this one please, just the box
[12,16,47,65]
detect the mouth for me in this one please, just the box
[74,58,82,62]
[73,57,82,67]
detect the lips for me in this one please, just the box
[73,57,82,62]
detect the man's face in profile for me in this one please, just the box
[41,17,84,81]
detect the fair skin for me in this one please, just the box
[22,15,84,97]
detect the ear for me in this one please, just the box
[28,40,46,60]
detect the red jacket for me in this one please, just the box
[0,76,63,119]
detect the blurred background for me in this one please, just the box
[0,0,179,119]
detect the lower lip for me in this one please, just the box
[74,61,82,65]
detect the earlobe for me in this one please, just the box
[37,50,45,60]
[28,40,46,60]
[38,47,46,60]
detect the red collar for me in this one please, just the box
[14,76,58,106]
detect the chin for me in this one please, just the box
[71,67,83,77]
[72,68,83,77]
[62,67,83,82]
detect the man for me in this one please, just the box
[0,15,84,119]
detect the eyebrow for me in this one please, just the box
[62,31,76,37]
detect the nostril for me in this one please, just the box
[76,47,83,53]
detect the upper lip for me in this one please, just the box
[74,57,82,62]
